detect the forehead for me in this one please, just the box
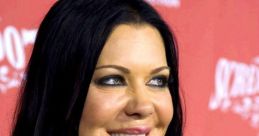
[96,24,167,68]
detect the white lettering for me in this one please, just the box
[21,28,37,46]
[145,0,180,7]
[209,57,259,129]
[0,33,4,60]
[209,58,231,110]
[4,26,25,69]
[0,26,36,93]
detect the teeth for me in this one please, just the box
[110,134,146,136]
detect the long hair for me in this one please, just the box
[12,0,183,135]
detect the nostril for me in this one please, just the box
[124,97,154,119]
[126,112,143,120]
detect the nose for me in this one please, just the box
[124,88,155,119]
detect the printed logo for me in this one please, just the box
[209,57,259,129]
[0,25,37,93]
[145,0,180,8]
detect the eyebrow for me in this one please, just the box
[95,65,170,74]
[95,65,130,73]
[150,66,170,75]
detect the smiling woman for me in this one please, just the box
[12,0,182,136]
[80,25,174,136]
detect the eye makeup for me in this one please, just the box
[94,75,126,87]
[94,74,169,87]
[146,75,169,88]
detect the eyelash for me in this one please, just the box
[146,75,169,88]
[95,75,126,87]
[94,75,168,88]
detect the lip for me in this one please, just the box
[108,126,151,135]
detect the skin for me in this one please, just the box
[79,24,173,136]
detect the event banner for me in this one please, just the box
[0,0,259,135]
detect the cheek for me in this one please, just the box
[80,85,126,128]
[155,91,174,127]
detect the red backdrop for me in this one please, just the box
[1,0,259,135]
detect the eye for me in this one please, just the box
[95,75,126,86]
[146,75,168,88]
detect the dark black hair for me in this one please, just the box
[12,0,183,135]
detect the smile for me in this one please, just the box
[108,126,151,136]
[110,134,146,136]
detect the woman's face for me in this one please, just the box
[79,24,173,136]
